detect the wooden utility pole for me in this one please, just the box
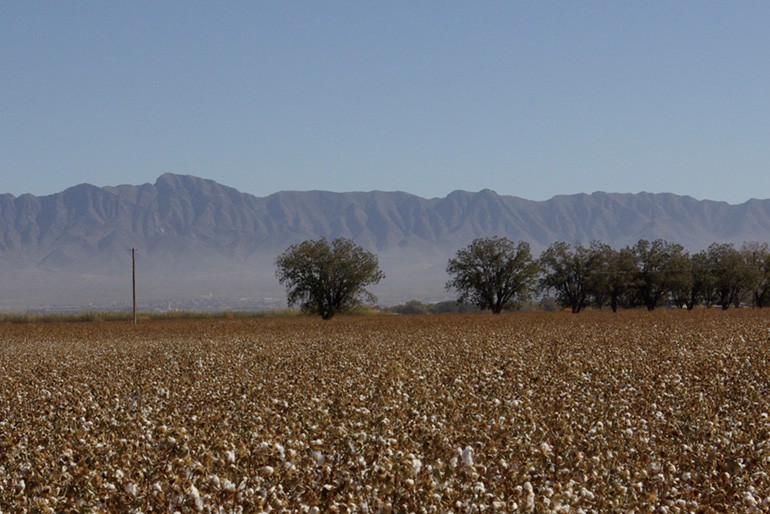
[132,248,137,324]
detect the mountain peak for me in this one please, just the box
[155,172,214,188]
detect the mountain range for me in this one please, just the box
[2,173,769,311]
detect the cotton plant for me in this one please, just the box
[2,312,770,512]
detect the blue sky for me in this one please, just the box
[2,2,769,203]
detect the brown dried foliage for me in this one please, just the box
[1,311,769,512]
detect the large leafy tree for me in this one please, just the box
[706,243,750,310]
[538,241,606,313]
[687,251,717,309]
[593,245,637,312]
[741,241,770,308]
[667,250,695,309]
[275,238,384,320]
[631,239,687,311]
[446,237,539,314]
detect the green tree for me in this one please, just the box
[706,243,749,310]
[667,250,694,309]
[446,237,539,314]
[741,241,770,308]
[688,250,717,309]
[631,239,687,311]
[594,245,637,312]
[538,241,606,313]
[275,238,384,320]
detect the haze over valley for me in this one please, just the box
[2,173,770,312]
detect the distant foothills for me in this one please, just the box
[1,173,769,312]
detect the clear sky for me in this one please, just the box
[2,2,769,204]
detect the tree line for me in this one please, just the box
[275,237,770,318]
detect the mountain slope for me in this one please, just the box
[1,173,768,310]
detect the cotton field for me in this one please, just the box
[1,311,769,512]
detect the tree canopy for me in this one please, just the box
[536,239,770,312]
[538,241,607,313]
[742,241,770,308]
[275,238,384,319]
[705,243,751,310]
[631,239,688,311]
[446,237,539,314]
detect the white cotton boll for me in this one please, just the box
[223,479,236,492]
[410,457,422,476]
[461,446,474,467]
[524,482,535,513]
[188,485,204,511]
[540,442,553,455]
[225,450,236,463]
[309,508,320,514]
[311,450,326,466]
[125,482,138,496]
[152,482,162,493]
[115,469,125,480]
[209,475,221,488]
[263,465,275,476]
[473,482,486,494]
